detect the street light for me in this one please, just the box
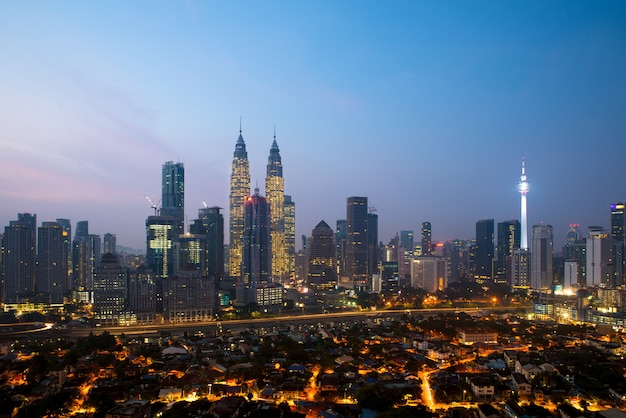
[463,389,466,402]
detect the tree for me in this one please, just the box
[356,383,402,412]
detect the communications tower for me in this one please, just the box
[517,156,529,250]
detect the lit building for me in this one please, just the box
[56,218,72,286]
[161,161,185,239]
[2,213,36,303]
[586,227,613,287]
[511,249,530,289]
[238,188,271,305]
[421,222,432,256]
[565,224,586,284]
[368,210,379,281]
[37,221,68,304]
[229,128,251,279]
[411,256,447,293]
[346,197,369,290]
[93,253,128,326]
[496,220,520,284]
[265,136,288,282]
[162,271,216,322]
[611,203,625,286]
[190,206,224,279]
[173,233,206,276]
[518,156,529,250]
[308,220,337,290]
[564,260,578,289]
[531,224,553,290]
[255,282,283,312]
[284,195,296,280]
[146,215,175,279]
[474,219,494,283]
[335,219,347,278]
[72,221,101,293]
[128,266,156,324]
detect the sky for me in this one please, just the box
[1,1,625,251]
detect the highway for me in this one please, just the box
[45,306,527,338]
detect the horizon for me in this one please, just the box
[2,1,625,250]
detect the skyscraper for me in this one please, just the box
[496,220,520,282]
[421,222,432,256]
[400,231,414,256]
[284,195,296,280]
[586,227,613,287]
[146,215,175,279]
[308,220,337,290]
[368,210,379,282]
[239,188,271,305]
[229,128,251,279]
[2,213,36,303]
[346,196,368,290]
[72,221,101,292]
[103,233,116,255]
[265,136,288,282]
[531,224,553,289]
[335,219,347,278]
[474,219,494,283]
[518,157,529,250]
[37,221,67,304]
[56,218,72,287]
[161,161,185,239]
[190,206,224,279]
[611,203,625,286]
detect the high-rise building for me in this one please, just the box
[239,188,271,305]
[518,157,529,250]
[173,233,206,276]
[103,233,116,255]
[586,227,613,287]
[190,206,224,279]
[496,220,520,283]
[229,128,251,279]
[93,253,128,326]
[56,219,72,287]
[161,161,185,239]
[37,221,67,304]
[72,221,101,293]
[2,213,36,303]
[531,224,553,289]
[411,256,447,292]
[308,220,337,291]
[421,222,432,256]
[335,220,347,278]
[565,224,586,285]
[146,215,175,279]
[400,231,414,256]
[368,211,379,282]
[284,195,296,280]
[474,219,495,283]
[346,197,368,290]
[265,136,288,282]
[611,203,625,286]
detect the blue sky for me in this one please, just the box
[1,1,625,250]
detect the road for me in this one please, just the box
[44,306,526,338]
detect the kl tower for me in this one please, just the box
[518,156,529,250]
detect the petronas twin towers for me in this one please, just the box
[229,128,295,284]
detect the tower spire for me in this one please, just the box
[518,155,529,250]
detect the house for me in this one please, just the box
[469,376,495,399]
[511,373,531,397]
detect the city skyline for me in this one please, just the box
[2,2,626,250]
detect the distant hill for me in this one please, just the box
[117,245,144,256]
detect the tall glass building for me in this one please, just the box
[229,129,251,279]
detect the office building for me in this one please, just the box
[146,215,175,279]
[173,233,206,276]
[265,136,288,282]
[56,218,72,287]
[496,220,520,283]
[190,206,224,279]
[511,249,530,289]
[531,224,553,289]
[103,233,116,255]
[239,188,271,305]
[72,221,101,292]
[368,211,379,281]
[586,227,613,287]
[2,213,36,303]
[474,219,495,283]
[421,222,432,256]
[229,128,251,278]
[611,203,625,286]
[335,219,347,278]
[565,224,586,285]
[308,220,337,290]
[411,256,447,293]
[161,161,185,239]
[284,195,296,280]
[346,197,368,290]
[93,253,128,326]
[37,221,67,304]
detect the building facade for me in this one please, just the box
[265,138,288,282]
[530,224,553,289]
[346,197,368,290]
[229,130,251,279]
[308,220,337,291]
[161,161,185,239]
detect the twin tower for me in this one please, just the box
[228,128,296,286]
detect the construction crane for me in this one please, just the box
[144,194,161,216]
